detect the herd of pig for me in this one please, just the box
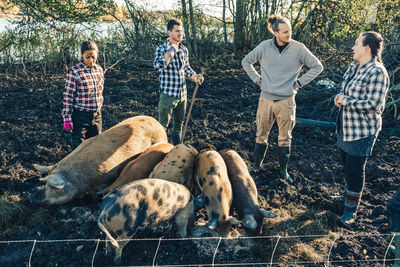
[30,115,276,264]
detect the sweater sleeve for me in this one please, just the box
[297,44,323,87]
[241,42,264,82]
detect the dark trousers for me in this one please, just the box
[339,148,368,193]
[158,92,187,134]
[71,110,102,150]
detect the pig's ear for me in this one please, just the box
[261,209,277,218]
[45,174,66,189]
[33,164,54,175]
[229,216,241,226]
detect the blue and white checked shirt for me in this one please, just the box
[153,39,195,98]
[338,58,390,141]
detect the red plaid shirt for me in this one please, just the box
[62,62,104,121]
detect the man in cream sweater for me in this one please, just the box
[242,15,323,182]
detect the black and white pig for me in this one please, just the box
[220,149,276,235]
[98,178,194,264]
[195,149,239,237]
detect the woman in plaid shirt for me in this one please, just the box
[62,40,104,150]
[334,31,390,225]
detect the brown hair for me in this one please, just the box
[167,18,183,31]
[361,31,384,63]
[80,40,98,54]
[267,15,290,33]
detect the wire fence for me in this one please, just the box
[1,232,399,267]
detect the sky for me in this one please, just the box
[115,0,224,18]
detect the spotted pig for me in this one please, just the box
[195,149,239,237]
[220,149,276,235]
[31,116,167,205]
[98,178,194,264]
[106,142,174,193]
[149,144,198,190]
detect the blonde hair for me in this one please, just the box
[267,15,290,34]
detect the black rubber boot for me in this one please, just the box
[277,146,293,183]
[171,132,182,145]
[249,143,267,174]
[340,207,356,225]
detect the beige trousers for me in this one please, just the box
[255,95,296,147]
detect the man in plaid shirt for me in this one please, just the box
[62,40,104,150]
[154,18,204,145]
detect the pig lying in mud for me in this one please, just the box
[220,149,276,235]
[31,116,167,204]
[98,178,194,264]
[195,149,239,237]
[105,142,174,193]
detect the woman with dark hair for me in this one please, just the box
[334,31,390,225]
[62,40,104,150]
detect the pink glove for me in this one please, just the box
[64,121,72,131]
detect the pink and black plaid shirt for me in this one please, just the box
[62,61,104,121]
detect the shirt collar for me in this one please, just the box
[166,39,183,49]
[273,36,290,48]
[352,58,376,72]
[78,61,98,70]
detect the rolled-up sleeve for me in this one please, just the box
[153,45,168,72]
[62,69,76,121]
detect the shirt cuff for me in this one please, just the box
[63,114,72,122]
[341,96,351,106]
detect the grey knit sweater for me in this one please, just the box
[242,38,323,100]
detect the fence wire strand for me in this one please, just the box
[1,232,397,266]
[91,239,100,267]
[152,237,163,267]
[28,239,36,267]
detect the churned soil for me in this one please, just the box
[0,60,399,266]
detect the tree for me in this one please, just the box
[222,0,227,43]
[234,0,247,51]
[181,0,192,49]
[7,0,115,26]
[188,0,198,55]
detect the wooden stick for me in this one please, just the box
[181,68,205,143]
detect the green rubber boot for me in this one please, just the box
[277,146,293,183]
[249,143,267,174]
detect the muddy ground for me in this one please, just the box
[0,60,399,266]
